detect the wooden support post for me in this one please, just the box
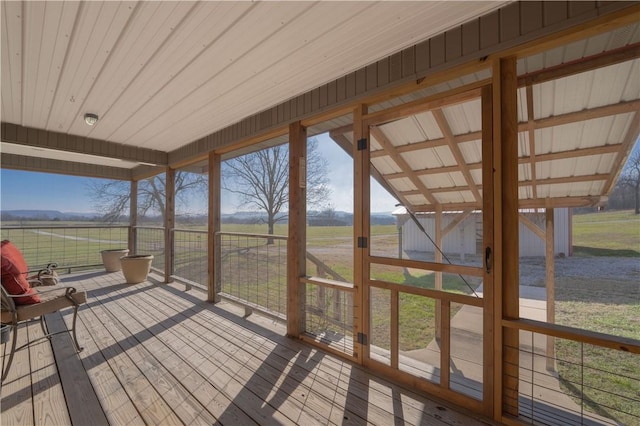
[208,152,221,303]
[545,208,556,371]
[435,205,443,340]
[129,180,138,254]
[481,84,496,418]
[165,168,176,284]
[390,289,399,369]
[495,56,520,419]
[287,121,307,338]
[353,105,369,362]
[440,299,451,389]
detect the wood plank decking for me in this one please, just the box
[1,271,495,426]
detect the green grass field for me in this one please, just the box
[4,210,638,423]
[572,209,640,256]
[556,209,639,425]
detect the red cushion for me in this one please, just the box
[1,240,41,304]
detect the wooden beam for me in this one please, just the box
[411,201,482,212]
[390,289,399,369]
[545,208,556,371]
[413,196,603,213]
[371,131,481,158]
[129,180,137,254]
[530,99,640,130]
[518,42,640,88]
[0,152,132,180]
[1,123,167,165]
[519,213,545,241]
[502,318,640,355]
[526,86,538,201]
[481,83,495,418]
[435,205,443,340]
[353,104,368,362]
[518,196,602,209]
[442,209,474,237]
[519,173,610,187]
[519,144,622,164]
[440,300,451,390]
[387,162,483,180]
[400,173,609,197]
[369,278,484,308]
[364,84,484,127]
[602,111,640,194]
[496,56,520,420]
[164,167,175,284]
[208,152,221,303]
[369,255,483,277]
[287,121,307,338]
[370,126,439,206]
[328,123,354,139]
[433,109,482,203]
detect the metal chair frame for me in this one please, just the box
[1,279,84,382]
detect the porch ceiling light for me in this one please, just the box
[84,113,99,126]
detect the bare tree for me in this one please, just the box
[88,172,207,223]
[222,138,330,235]
[619,149,640,214]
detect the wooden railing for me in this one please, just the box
[502,318,640,425]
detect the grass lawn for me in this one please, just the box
[554,210,640,425]
[572,210,640,256]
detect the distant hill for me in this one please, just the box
[1,209,99,220]
[1,209,397,224]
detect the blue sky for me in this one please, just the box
[0,169,102,214]
[0,133,398,215]
[5,136,635,216]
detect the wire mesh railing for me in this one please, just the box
[172,228,208,289]
[0,225,129,271]
[218,231,287,318]
[134,226,165,272]
[303,279,354,356]
[503,321,640,426]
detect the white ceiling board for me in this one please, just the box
[1,1,23,125]
[47,2,136,133]
[67,1,198,138]
[3,0,507,152]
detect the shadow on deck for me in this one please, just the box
[1,270,495,426]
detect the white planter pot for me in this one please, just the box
[120,255,154,284]
[101,249,130,272]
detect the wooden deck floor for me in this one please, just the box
[1,271,495,426]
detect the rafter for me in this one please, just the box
[432,109,481,203]
[519,213,545,240]
[529,99,640,131]
[520,196,603,209]
[370,126,438,206]
[519,144,622,164]
[329,132,411,207]
[525,173,609,187]
[398,173,610,203]
[518,42,640,88]
[602,111,640,194]
[442,209,474,237]
[364,85,484,127]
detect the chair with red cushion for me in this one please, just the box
[1,240,85,382]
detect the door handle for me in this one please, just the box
[485,247,492,273]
